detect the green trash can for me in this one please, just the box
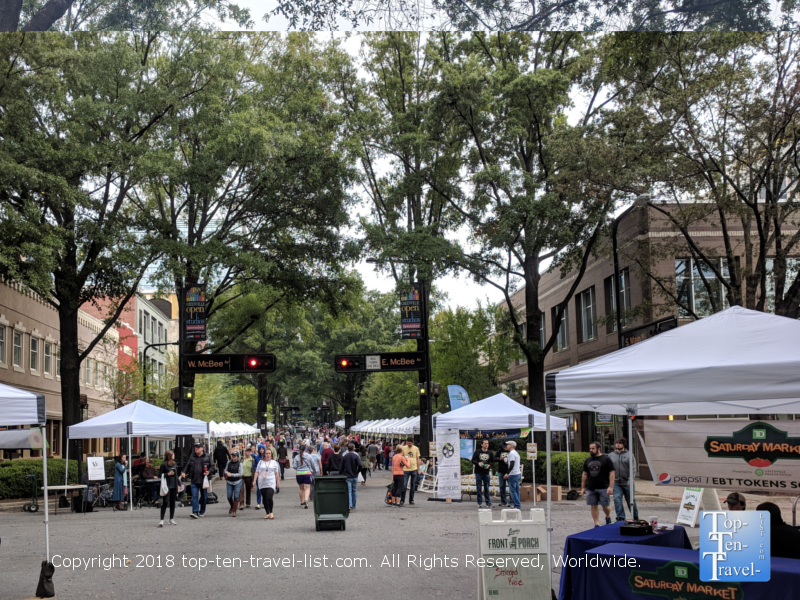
[312,475,350,531]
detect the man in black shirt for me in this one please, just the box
[471,439,495,509]
[756,502,800,560]
[496,446,511,507]
[581,441,615,527]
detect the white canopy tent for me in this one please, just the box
[334,419,345,428]
[67,400,209,513]
[0,384,50,567]
[544,306,800,587]
[435,392,569,432]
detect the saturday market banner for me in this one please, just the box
[643,420,800,493]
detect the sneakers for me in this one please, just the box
[158,520,164,527]
[409,501,415,505]
[499,503,509,507]
[486,504,493,508]
[198,513,205,517]
[605,517,612,525]
[477,504,483,509]
[169,519,177,525]
[399,502,404,507]
[256,504,262,509]
[190,513,199,519]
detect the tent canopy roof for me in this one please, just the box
[435,393,568,431]
[547,307,800,416]
[0,383,45,426]
[68,400,209,439]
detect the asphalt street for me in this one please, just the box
[0,469,696,600]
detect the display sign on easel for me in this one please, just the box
[87,456,105,481]
[675,487,721,527]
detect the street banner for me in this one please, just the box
[644,419,800,493]
[87,456,105,481]
[183,284,207,341]
[447,385,470,411]
[460,428,530,441]
[399,284,423,339]
[436,428,461,499]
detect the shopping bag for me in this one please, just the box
[202,475,210,490]
[357,472,364,483]
[160,475,169,497]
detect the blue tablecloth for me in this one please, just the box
[558,522,692,600]
[576,543,800,600]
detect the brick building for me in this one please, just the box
[498,202,800,477]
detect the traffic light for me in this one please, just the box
[184,387,195,401]
[335,355,364,373]
[244,355,276,372]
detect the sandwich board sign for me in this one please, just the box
[87,456,105,481]
[477,509,550,600]
[676,487,723,527]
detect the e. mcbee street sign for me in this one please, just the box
[334,352,426,373]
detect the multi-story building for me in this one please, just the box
[0,280,119,461]
[498,203,799,477]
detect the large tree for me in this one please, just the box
[0,32,200,466]
[608,32,800,320]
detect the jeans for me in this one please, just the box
[499,474,508,505]
[256,487,262,506]
[613,482,638,520]
[508,474,521,509]
[476,472,492,506]
[226,480,242,502]
[241,476,253,506]
[279,461,285,480]
[346,477,358,509]
[160,487,177,520]
[190,482,207,515]
[402,471,417,503]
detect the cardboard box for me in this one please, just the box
[520,484,534,502]
[536,485,562,502]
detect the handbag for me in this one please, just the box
[160,475,169,497]
[202,474,210,490]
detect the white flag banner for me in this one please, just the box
[436,428,461,499]
[644,419,800,493]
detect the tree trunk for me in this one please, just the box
[20,0,73,31]
[59,304,82,483]
[0,0,23,31]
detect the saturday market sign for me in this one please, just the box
[629,561,743,600]
[644,420,800,493]
[460,428,531,440]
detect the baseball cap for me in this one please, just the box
[193,441,203,447]
[725,492,745,504]
[231,451,240,457]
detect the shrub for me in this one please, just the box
[532,451,589,488]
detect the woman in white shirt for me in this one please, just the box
[254,448,281,519]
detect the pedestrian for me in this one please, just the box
[400,438,420,506]
[609,438,638,521]
[471,439,495,509]
[255,448,280,520]
[240,447,254,509]
[213,440,230,481]
[390,444,409,507]
[224,451,243,517]
[359,444,370,485]
[329,443,343,473]
[157,450,183,527]
[184,441,216,519]
[112,454,127,511]
[292,444,318,509]
[253,444,266,509]
[277,440,288,481]
[368,439,380,472]
[310,445,323,479]
[725,492,747,511]
[580,441,615,527]
[496,444,510,507]
[383,440,392,471]
[321,442,334,476]
[503,441,522,510]
[339,443,362,510]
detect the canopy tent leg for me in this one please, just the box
[42,408,50,562]
[627,410,636,521]
[546,404,553,593]
[566,435,571,491]
[64,439,69,507]
[128,435,133,513]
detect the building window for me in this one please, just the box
[139,309,143,335]
[30,337,39,371]
[13,331,22,367]
[158,322,164,346]
[0,326,5,363]
[151,316,157,344]
[539,316,545,348]
[51,422,60,455]
[44,343,52,375]
[94,360,99,387]
[765,258,800,313]
[85,358,92,385]
[103,438,113,453]
[676,258,728,317]
[56,347,60,377]
[576,286,597,343]
[104,364,109,389]
[551,306,569,352]
[605,268,631,333]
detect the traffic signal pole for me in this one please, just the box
[419,278,433,457]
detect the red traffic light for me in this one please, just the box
[334,355,363,373]
[243,355,276,372]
